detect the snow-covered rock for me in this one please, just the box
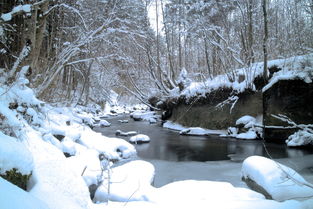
[94,160,155,203]
[118,119,129,123]
[99,119,111,127]
[226,115,263,140]
[131,111,156,122]
[26,129,93,209]
[149,117,157,124]
[79,129,136,160]
[115,130,137,137]
[236,130,258,140]
[241,156,313,201]
[286,129,313,146]
[180,127,226,136]
[129,134,150,144]
[236,115,256,128]
[0,131,33,175]
[163,121,186,131]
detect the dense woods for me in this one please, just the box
[1,0,312,105]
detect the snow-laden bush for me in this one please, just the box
[0,68,44,137]
[0,72,36,190]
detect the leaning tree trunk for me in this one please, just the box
[262,0,268,81]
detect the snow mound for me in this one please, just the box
[175,54,313,100]
[180,127,226,136]
[286,129,313,147]
[224,115,262,140]
[0,131,33,175]
[236,115,256,128]
[236,130,258,140]
[98,119,111,127]
[116,130,138,137]
[131,111,156,122]
[163,121,186,131]
[242,156,313,201]
[0,177,50,209]
[26,129,92,209]
[129,134,150,143]
[262,54,313,92]
[94,160,155,203]
[146,180,304,209]
[79,129,136,160]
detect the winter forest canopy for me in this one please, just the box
[1,0,313,209]
[0,0,312,105]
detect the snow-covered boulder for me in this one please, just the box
[118,119,129,123]
[285,129,313,146]
[131,111,156,122]
[180,127,226,136]
[236,130,258,140]
[78,129,136,160]
[0,131,33,176]
[129,134,150,144]
[94,160,155,203]
[149,117,157,124]
[229,115,263,140]
[98,119,111,127]
[236,115,256,128]
[241,156,313,201]
[115,130,137,137]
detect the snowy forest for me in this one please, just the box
[1,0,313,209]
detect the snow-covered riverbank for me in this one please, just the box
[1,78,313,209]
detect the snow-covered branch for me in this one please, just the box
[43,3,88,31]
[0,5,31,22]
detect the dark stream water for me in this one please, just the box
[94,115,313,162]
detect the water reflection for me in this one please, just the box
[94,115,313,162]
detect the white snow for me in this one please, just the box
[1,5,31,22]
[129,134,150,143]
[118,119,129,123]
[236,115,257,128]
[145,180,306,209]
[116,130,137,136]
[0,177,50,209]
[180,127,226,136]
[242,156,313,201]
[94,160,155,203]
[224,115,263,140]
[236,130,258,140]
[169,54,313,100]
[131,111,156,122]
[163,120,186,131]
[286,129,313,147]
[78,129,136,160]
[0,131,33,175]
[98,119,111,127]
[262,54,313,92]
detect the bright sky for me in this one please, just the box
[147,0,164,34]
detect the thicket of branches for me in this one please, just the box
[0,0,312,106]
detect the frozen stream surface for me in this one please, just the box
[94,115,313,187]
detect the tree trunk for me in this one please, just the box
[262,0,268,81]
